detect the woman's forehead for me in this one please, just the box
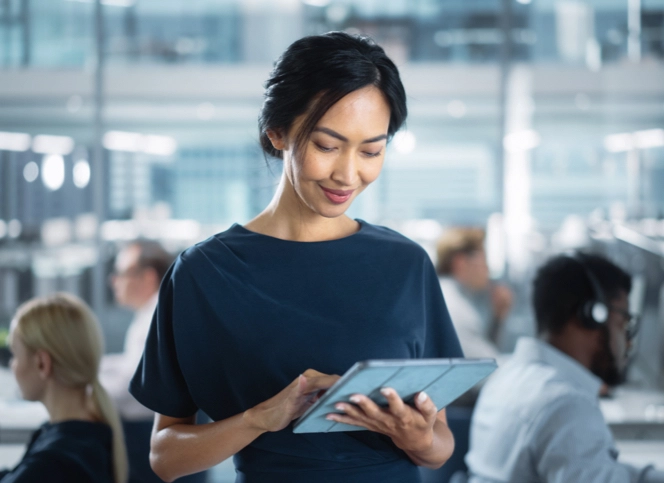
[315,87,390,131]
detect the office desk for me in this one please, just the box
[601,386,664,469]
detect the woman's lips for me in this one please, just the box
[320,186,354,204]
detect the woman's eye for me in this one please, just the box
[364,151,382,158]
[314,143,334,153]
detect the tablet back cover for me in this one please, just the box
[292,359,496,434]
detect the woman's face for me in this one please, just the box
[9,324,45,401]
[274,85,391,219]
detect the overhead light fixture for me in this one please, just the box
[143,135,177,156]
[0,131,31,152]
[42,154,66,191]
[73,160,91,188]
[604,129,664,152]
[23,161,39,182]
[604,132,633,152]
[103,131,143,152]
[103,130,177,156]
[634,129,664,149]
[32,134,75,155]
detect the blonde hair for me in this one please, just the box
[435,227,485,276]
[12,293,128,483]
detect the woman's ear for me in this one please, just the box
[35,349,53,380]
[266,129,287,151]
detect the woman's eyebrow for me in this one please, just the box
[313,127,387,144]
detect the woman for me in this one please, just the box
[1,294,128,483]
[130,31,463,482]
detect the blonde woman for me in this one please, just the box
[1,293,128,483]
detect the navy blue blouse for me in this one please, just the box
[130,220,463,482]
[0,421,113,483]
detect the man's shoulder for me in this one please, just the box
[479,358,589,421]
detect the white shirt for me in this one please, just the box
[466,337,663,483]
[440,277,501,360]
[99,293,157,420]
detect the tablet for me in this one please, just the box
[292,358,497,434]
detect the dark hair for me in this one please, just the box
[258,31,407,160]
[129,240,174,282]
[532,252,632,335]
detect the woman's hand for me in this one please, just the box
[244,369,340,433]
[325,388,438,453]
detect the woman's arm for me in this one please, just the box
[149,369,339,482]
[150,412,263,482]
[326,388,454,469]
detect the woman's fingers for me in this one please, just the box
[298,372,340,395]
[413,391,438,422]
[380,388,408,420]
[329,389,437,425]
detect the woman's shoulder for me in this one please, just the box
[175,224,247,269]
[357,221,430,258]
[31,421,112,454]
[12,422,113,483]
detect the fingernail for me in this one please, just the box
[326,414,335,420]
[335,403,345,410]
[380,388,392,397]
[417,392,428,404]
[349,395,361,404]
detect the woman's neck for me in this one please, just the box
[246,175,358,242]
[41,381,95,424]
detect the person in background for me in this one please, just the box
[1,293,127,483]
[436,227,512,360]
[466,253,664,483]
[102,240,172,425]
[102,240,206,483]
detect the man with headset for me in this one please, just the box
[465,253,664,483]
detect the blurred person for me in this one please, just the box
[129,32,463,483]
[102,240,173,423]
[436,227,512,360]
[103,241,205,483]
[466,253,664,483]
[1,293,128,483]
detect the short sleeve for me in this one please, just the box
[129,259,198,418]
[421,256,464,359]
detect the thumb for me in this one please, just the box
[299,373,339,395]
[414,391,438,420]
[297,374,308,393]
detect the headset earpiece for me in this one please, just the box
[581,300,609,326]
[570,254,609,328]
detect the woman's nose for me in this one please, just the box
[330,151,358,186]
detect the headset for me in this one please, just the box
[568,254,609,328]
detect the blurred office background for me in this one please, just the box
[0,0,663,480]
